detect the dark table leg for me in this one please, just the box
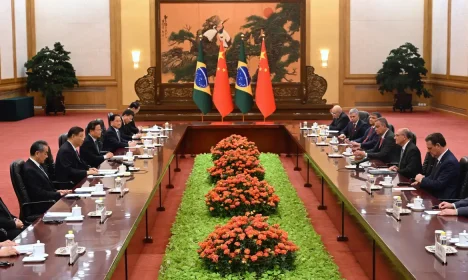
[304,158,312,188]
[337,201,349,241]
[174,155,181,172]
[143,209,153,243]
[317,177,327,210]
[157,183,165,211]
[166,167,174,189]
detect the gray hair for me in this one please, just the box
[349,108,359,115]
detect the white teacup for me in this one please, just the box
[72,205,82,217]
[384,176,392,184]
[459,230,468,245]
[313,122,318,128]
[118,165,126,173]
[32,241,45,257]
[345,147,353,154]
[143,139,152,146]
[147,131,152,137]
[413,196,424,208]
[126,151,133,158]
[95,183,104,192]
[320,136,327,143]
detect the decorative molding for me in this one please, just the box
[11,0,17,81]
[135,67,156,105]
[64,87,107,93]
[432,102,467,114]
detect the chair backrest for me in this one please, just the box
[458,156,468,198]
[422,152,436,176]
[358,111,369,123]
[388,124,395,133]
[408,132,417,145]
[9,160,30,220]
[43,145,55,181]
[58,133,68,148]
[107,113,114,128]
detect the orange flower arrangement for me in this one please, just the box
[206,174,280,217]
[198,214,299,275]
[208,148,265,183]
[211,134,259,160]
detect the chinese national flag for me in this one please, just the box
[213,42,233,118]
[255,40,276,119]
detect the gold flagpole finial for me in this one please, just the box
[261,30,265,41]
[240,33,245,41]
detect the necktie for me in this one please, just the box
[378,137,384,149]
[117,130,121,141]
[39,164,49,178]
[399,149,405,166]
[95,141,100,152]
[431,160,440,176]
[363,127,374,143]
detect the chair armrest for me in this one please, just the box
[52,181,75,190]
[21,200,56,215]
[439,199,460,203]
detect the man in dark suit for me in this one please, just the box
[120,109,142,139]
[389,128,422,178]
[103,114,136,153]
[23,140,71,207]
[81,121,114,168]
[353,117,400,164]
[338,108,369,141]
[56,127,99,185]
[350,112,382,150]
[127,101,141,134]
[329,105,349,132]
[412,133,459,199]
[0,197,24,241]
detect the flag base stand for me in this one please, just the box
[191,121,212,125]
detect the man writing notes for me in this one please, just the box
[338,108,369,141]
[349,112,381,150]
[329,105,349,132]
[389,128,422,178]
[411,133,459,199]
[103,114,136,153]
[120,110,142,139]
[81,121,114,168]
[56,127,99,185]
[24,141,71,206]
[354,118,399,164]
[127,101,141,134]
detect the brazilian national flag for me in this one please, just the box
[193,40,212,115]
[235,40,253,114]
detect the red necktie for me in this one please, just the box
[378,136,384,148]
[363,127,374,143]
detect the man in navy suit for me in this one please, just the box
[338,108,369,141]
[350,112,381,150]
[56,127,99,185]
[81,121,114,168]
[23,141,72,214]
[412,133,459,199]
[329,105,349,132]
[103,114,136,153]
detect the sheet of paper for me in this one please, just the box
[14,245,34,254]
[44,212,72,218]
[65,193,92,198]
[392,187,417,191]
[424,210,441,215]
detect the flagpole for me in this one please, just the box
[201,114,204,122]
[261,31,266,124]
[242,114,245,122]
[221,116,224,122]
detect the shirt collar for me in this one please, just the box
[438,149,449,162]
[381,129,389,138]
[402,140,410,151]
[29,158,41,168]
[89,134,97,142]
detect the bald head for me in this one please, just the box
[395,128,411,146]
[331,105,343,119]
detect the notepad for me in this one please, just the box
[44,212,72,218]
[392,187,417,191]
[424,210,441,215]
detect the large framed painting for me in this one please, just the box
[152,0,307,105]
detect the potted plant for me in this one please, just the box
[24,42,79,115]
[376,42,431,112]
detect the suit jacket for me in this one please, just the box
[420,149,459,199]
[422,152,437,176]
[329,112,350,132]
[339,120,369,141]
[354,126,380,150]
[80,134,105,168]
[103,127,129,153]
[55,141,88,185]
[454,198,468,216]
[366,130,400,164]
[120,123,135,138]
[0,198,16,231]
[23,159,61,203]
[397,141,422,179]
[128,119,139,134]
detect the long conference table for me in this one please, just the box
[0,123,467,280]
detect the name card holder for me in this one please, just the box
[68,243,79,265]
[363,181,373,196]
[434,241,447,265]
[392,202,401,222]
[100,206,107,224]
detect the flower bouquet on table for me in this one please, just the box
[198,214,299,275]
[205,174,280,217]
[208,149,265,183]
[210,134,259,161]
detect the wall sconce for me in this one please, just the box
[320,49,329,68]
[132,50,140,69]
